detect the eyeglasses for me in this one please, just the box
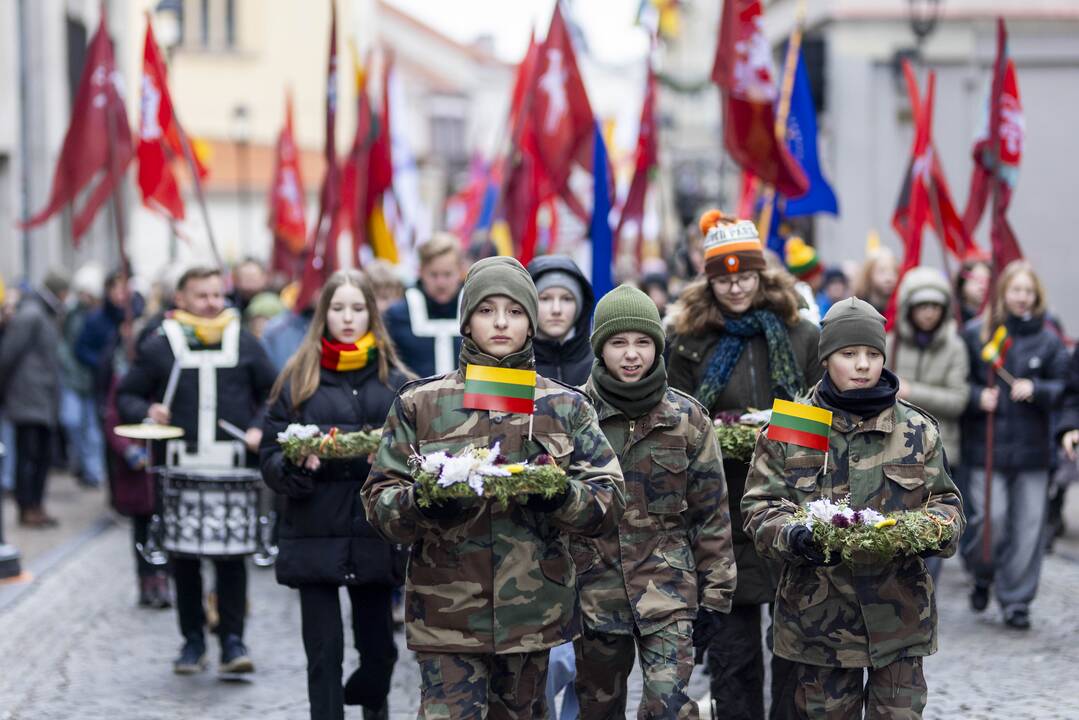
[711,272,759,293]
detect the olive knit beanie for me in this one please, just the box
[590,284,665,356]
[458,256,539,334]
[818,296,887,363]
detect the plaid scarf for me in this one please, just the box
[320,333,378,372]
[695,309,804,412]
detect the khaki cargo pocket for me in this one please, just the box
[570,541,598,575]
[539,552,574,586]
[534,432,574,470]
[883,463,926,490]
[417,435,490,456]
[648,446,689,514]
[659,540,696,572]
[783,455,825,492]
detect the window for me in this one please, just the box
[199,0,210,47]
[225,0,236,49]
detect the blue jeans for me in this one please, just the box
[546,642,578,719]
[59,388,104,486]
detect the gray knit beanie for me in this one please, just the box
[818,297,887,362]
[590,284,665,356]
[458,256,539,334]
[535,270,584,324]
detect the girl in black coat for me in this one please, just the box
[527,255,595,385]
[960,260,1068,630]
[260,270,412,720]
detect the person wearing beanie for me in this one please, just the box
[364,256,626,719]
[667,210,820,719]
[784,236,824,324]
[742,295,965,719]
[527,256,595,385]
[567,285,735,719]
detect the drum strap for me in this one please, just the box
[405,287,460,375]
[162,318,243,467]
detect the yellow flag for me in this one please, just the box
[368,204,398,264]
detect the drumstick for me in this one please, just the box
[218,418,248,443]
[162,360,182,409]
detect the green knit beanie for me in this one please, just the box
[590,284,665,356]
[459,256,539,334]
[818,296,887,362]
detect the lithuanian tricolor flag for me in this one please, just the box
[463,365,536,414]
[980,325,1012,369]
[766,399,832,452]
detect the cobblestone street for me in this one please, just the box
[1,491,1078,719]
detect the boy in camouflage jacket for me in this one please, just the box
[573,285,737,719]
[742,298,965,719]
[362,257,626,719]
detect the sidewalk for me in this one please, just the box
[0,470,112,594]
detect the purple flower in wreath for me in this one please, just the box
[831,514,852,528]
[494,454,508,465]
[534,453,554,466]
[851,511,863,524]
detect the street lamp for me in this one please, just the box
[231,104,252,259]
[907,0,943,49]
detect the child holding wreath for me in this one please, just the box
[742,297,965,718]
[363,256,625,719]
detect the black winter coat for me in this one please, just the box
[116,326,277,453]
[961,315,1069,471]
[260,364,408,587]
[1057,348,1079,442]
[384,286,462,378]
[527,255,596,386]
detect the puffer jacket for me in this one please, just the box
[888,267,969,462]
[527,255,595,386]
[668,316,822,605]
[260,364,408,587]
[961,315,1069,470]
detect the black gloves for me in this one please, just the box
[692,608,723,649]
[917,547,940,559]
[280,461,316,497]
[522,486,570,513]
[412,485,470,522]
[788,525,840,567]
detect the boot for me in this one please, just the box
[219,634,255,675]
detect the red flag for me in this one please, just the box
[340,51,374,261]
[885,69,935,329]
[509,31,539,141]
[615,62,658,260]
[21,15,133,242]
[368,51,394,202]
[296,2,342,312]
[892,62,982,263]
[137,21,208,222]
[963,19,1023,273]
[712,0,808,198]
[528,4,595,193]
[268,91,307,278]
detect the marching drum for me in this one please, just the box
[156,467,262,558]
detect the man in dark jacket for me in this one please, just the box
[0,272,69,527]
[383,234,463,378]
[527,255,595,385]
[1060,349,1079,460]
[118,266,277,677]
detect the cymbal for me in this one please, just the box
[114,423,185,440]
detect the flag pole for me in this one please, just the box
[757,1,804,237]
[176,130,223,271]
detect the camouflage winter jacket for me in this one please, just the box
[362,368,626,655]
[576,381,737,636]
[741,388,965,669]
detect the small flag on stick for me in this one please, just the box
[767,399,832,452]
[980,325,1017,385]
[463,365,537,415]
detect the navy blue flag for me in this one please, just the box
[783,47,838,217]
[589,122,614,300]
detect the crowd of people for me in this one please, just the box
[0,209,1076,719]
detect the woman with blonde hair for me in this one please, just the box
[668,210,821,720]
[260,269,412,720]
[853,247,899,315]
[960,260,1068,630]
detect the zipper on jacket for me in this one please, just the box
[624,420,636,454]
